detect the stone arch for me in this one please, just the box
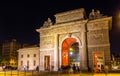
[71,35,82,48]
[60,34,82,49]
[60,34,82,67]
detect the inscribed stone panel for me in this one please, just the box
[55,8,85,23]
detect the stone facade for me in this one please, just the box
[36,8,112,71]
[87,18,112,70]
[17,47,40,71]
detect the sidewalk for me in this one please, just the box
[93,73,120,76]
[32,71,120,76]
[0,70,120,76]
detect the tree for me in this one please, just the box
[0,56,3,63]
[0,56,4,66]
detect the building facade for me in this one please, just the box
[37,8,112,71]
[1,39,22,68]
[17,46,39,70]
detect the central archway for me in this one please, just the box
[62,38,80,67]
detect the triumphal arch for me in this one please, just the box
[36,8,112,71]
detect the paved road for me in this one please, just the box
[0,71,120,76]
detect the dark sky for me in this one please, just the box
[0,1,120,53]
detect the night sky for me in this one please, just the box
[0,1,120,53]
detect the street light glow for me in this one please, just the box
[69,47,73,51]
[69,51,73,55]
[116,10,120,29]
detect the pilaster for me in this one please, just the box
[81,31,88,71]
[54,34,59,71]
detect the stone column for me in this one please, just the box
[81,31,88,71]
[54,34,59,71]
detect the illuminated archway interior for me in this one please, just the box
[62,38,80,67]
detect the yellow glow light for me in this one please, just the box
[69,47,73,51]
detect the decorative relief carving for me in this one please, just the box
[87,30,104,45]
[92,34,103,40]
[87,21,108,30]
[40,36,54,49]
[50,23,83,35]
[72,32,82,39]
[59,34,67,42]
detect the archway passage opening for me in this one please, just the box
[62,38,80,67]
